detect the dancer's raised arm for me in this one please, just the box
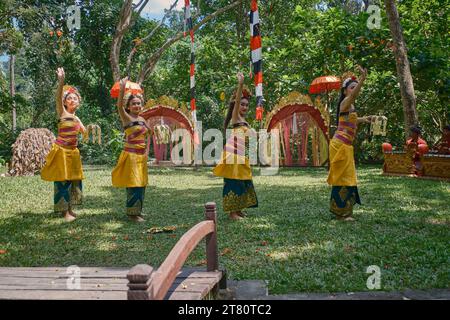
[56,67,65,117]
[340,66,367,112]
[117,77,131,125]
[231,72,245,124]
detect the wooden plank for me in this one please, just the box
[0,276,128,291]
[0,268,129,279]
[0,267,212,278]
[170,276,222,287]
[170,281,215,294]
[173,270,222,280]
[165,272,221,300]
[0,273,127,279]
[0,269,220,281]
[0,267,129,272]
[0,277,128,285]
[0,289,127,300]
[0,284,127,291]
[0,267,222,300]
[167,291,203,300]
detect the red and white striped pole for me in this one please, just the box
[250,0,264,122]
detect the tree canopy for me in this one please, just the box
[0,0,448,165]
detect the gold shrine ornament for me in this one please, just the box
[369,116,388,136]
[82,124,102,144]
[154,124,171,145]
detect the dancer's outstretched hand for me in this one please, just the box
[120,76,129,90]
[357,65,368,80]
[237,72,244,84]
[56,67,65,83]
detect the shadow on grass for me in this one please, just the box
[0,166,448,293]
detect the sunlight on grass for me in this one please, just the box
[0,165,449,294]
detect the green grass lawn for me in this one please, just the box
[0,165,449,294]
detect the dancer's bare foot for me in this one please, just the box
[229,212,243,221]
[68,210,77,217]
[236,211,246,217]
[128,215,145,222]
[63,211,76,222]
[335,215,354,222]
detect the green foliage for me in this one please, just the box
[0,119,21,165]
[0,0,448,165]
[78,127,124,166]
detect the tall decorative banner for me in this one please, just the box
[184,0,197,125]
[250,0,264,121]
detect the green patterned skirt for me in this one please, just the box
[223,178,258,213]
[330,186,361,218]
[126,187,146,216]
[54,180,82,213]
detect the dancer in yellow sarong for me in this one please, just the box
[327,66,373,221]
[112,77,149,222]
[41,67,85,222]
[213,72,258,220]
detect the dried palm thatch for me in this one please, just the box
[8,128,55,176]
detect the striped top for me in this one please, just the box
[55,117,81,148]
[333,112,358,145]
[124,121,148,155]
[225,123,251,157]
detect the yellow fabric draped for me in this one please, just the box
[41,118,84,182]
[327,112,358,186]
[327,139,357,186]
[112,123,148,188]
[213,124,252,180]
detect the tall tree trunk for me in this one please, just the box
[110,0,134,82]
[384,0,418,137]
[9,54,16,133]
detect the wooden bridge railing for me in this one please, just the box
[126,202,221,300]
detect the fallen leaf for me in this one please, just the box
[261,241,268,246]
[0,250,7,254]
[112,236,117,241]
[147,226,177,234]
[163,226,177,233]
[220,248,232,256]
[168,234,177,238]
[147,227,163,234]
[196,259,207,266]
[124,235,129,240]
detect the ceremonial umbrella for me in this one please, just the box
[110,81,143,98]
[308,76,341,95]
[309,75,341,140]
[309,76,341,110]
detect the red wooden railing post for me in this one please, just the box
[205,202,218,272]
[127,264,154,300]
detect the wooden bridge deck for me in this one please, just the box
[0,267,222,300]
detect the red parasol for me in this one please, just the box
[110,81,143,98]
[309,75,342,144]
[308,76,341,94]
